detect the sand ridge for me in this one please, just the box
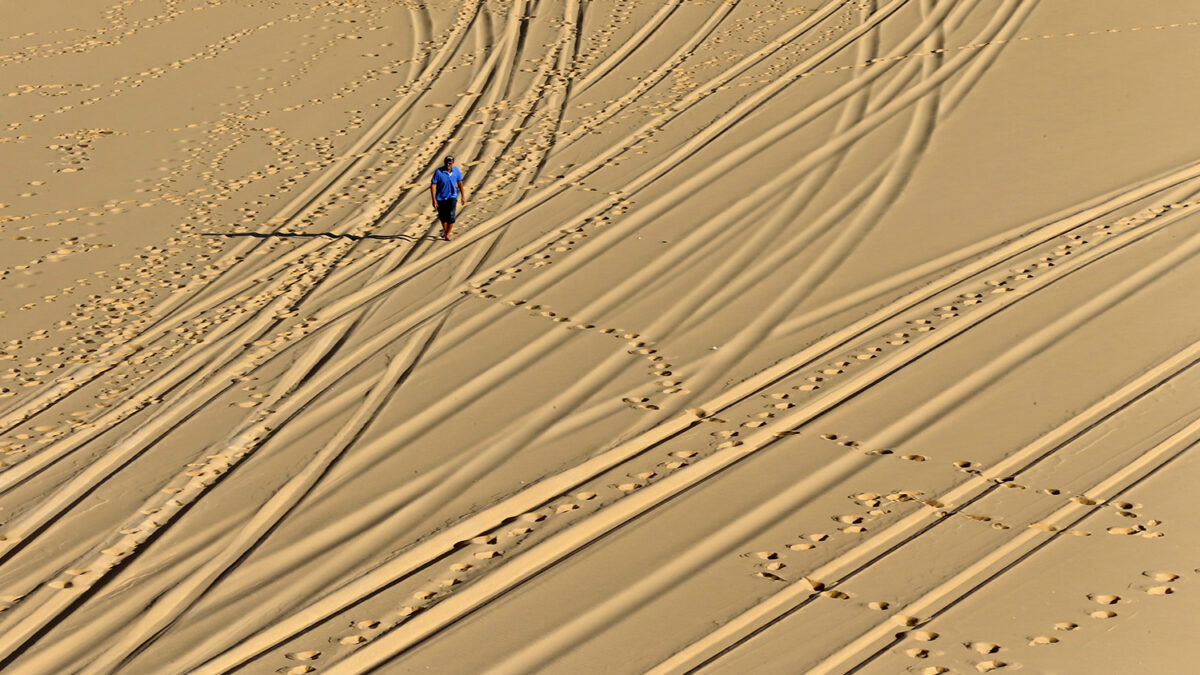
[1,0,1199,673]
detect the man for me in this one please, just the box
[430,155,466,240]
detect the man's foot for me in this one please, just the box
[443,229,452,241]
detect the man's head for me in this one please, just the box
[444,155,454,169]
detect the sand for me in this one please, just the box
[1,1,1198,673]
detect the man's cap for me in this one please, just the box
[444,155,454,163]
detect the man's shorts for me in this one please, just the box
[437,199,457,224]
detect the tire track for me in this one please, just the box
[119,180,1171,619]
[348,183,1198,675]
[0,0,531,570]
[169,0,962,478]
[0,0,902,530]
[25,1,571,598]
[0,3,585,666]
[74,232,506,675]
[0,0,527,499]
[4,3,1190,670]
[209,171,1200,599]
[42,5,586,666]
[0,0,862,455]
[653,340,1200,673]
[808,414,1200,675]
[194,0,913,374]
[296,0,863,382]
[0,0,487,436]
[406,1,434,83]
[570,0,682,95]
[549,0,739,150]
[182,145,1200,675]
[187,0,983,512]
[655,2,948,428]
[677,0,1038,331]
[395,0,891,459]
[295,0,917,605]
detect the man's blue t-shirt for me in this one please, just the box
[431,166,463,201]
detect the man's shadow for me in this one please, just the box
[200,232,441,241]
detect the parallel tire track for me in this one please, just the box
[178,155,1200,674]
[320,181,1200,675]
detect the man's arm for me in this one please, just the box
[457,180,466,205]
[430,183,438,207]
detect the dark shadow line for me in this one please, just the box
[198,232,438,241]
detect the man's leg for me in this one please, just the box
[436,200,453,239]
[443,199,456,240]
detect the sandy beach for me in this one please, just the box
[1,1,1199,673]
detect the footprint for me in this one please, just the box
[967,642,1000,654]
[1143,571,1179,582]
